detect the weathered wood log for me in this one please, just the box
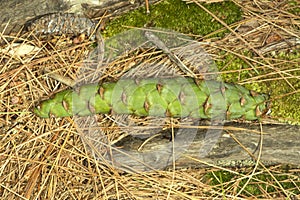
[99,122,300,172]
[0,0,68,34]
[0,0,161,34]
[2,0,299,171]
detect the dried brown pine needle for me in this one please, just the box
[1,0,300,199]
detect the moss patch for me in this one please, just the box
[264,51,300,124]
[215,50,300,124]
[288,0,300,16]
[103,0,242,38]
[204,169,300,197]
[101,0,300,124]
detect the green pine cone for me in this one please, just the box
[34,77,269,120]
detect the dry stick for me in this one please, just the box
[43,17,106,87]
[211,45,298,84]
[44,68,76,87]
[246,5,300,39]
[144,31,196,78]
[258,37,300,55]
[24,123,62,199]
[167,118,177,199]
[226,124,291,198]
[230,127,263,197]
[145,0,150,14]
[137,133,162,151]
[35,127,75,199]
[192,0,296,90]
[91,21,105,84]
[78,12,107,85]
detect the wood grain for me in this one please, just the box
[102,122,300,172]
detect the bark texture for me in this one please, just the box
[0,0,161,34]
[2,0,299,170]
[108,122,300,171]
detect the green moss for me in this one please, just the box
[103,0,242,38]
[268,78,300,124]
[259,51,300,124]
[288,0,300,15]
[101,0,300,124]
[215,51,258,83]
[215,49,300,124]
[204,170,300,197]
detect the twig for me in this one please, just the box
[194,0,296,90]
[145,0,150,14]
[258,37,300,55]
[144,31,196,78]
[44,68,75,87]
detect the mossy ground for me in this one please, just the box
[101,2,300,196]
[102,0,300,124]
[1,1,299,199]
[103,0,242,38]
[204,168,300,198]
[216,50,300,124]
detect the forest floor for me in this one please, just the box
[0,0,299,199]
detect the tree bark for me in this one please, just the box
[0,0,68,34]
[2,0,299,171]
[0,0,161,34]
[104,122,300,172]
